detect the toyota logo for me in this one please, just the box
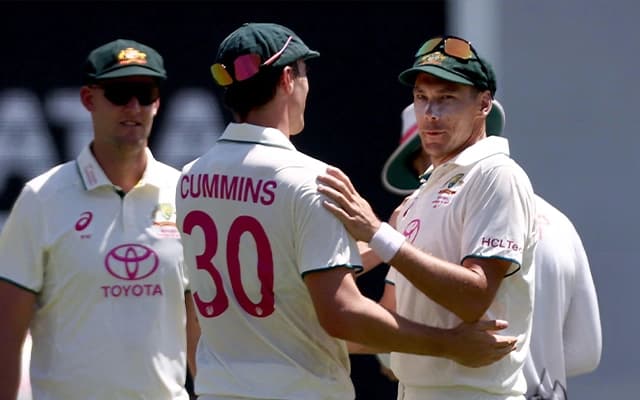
[105,244,159,280]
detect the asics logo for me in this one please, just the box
[403,219,420,244]
[75,211,92,231]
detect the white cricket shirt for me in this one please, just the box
[0,145,189,400]
[523,195,601,398]
[390,136,537,400]
[176,123,361,400]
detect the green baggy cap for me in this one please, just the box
[214,22,319,85]
[84,38,167,83]
[398,36,497,96]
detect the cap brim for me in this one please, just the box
[380,133,422,195]
[96,65,166,80]
[303,50,320,60]
[487,99,505,136]
[398,65,474,87]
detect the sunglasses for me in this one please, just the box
[415,35,478,60]
[416,36,493,90]
[211,36,293,86]
[95,82,160,106]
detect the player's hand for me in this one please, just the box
[446,319,518,368]
[317,166,381,242]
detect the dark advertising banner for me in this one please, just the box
[1,1,445,221]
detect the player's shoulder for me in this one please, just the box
[151,159,181,179]
[25,160,79,196]
[272,151,330,187]
[265,146,326,173]
[475,153,534,193]
[535,195,578,234]
[179,156,201,175]
[477,151,525,174]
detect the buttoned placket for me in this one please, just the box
[119,187,138,232]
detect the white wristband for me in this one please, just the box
[369,222,406,263]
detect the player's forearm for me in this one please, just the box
[0,347,22,400]
[389,243,492,322]
[185,292,200,377]
[0,282,35,399]
[322,295,448,357]
[347,340,385,354]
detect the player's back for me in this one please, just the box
[523,195,601,399]
[176,123,357,400]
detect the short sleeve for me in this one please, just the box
[461,164,535,274]
[385,266,398,286]
[0,185,46,292]
[293,175,362,276]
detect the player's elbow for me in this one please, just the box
[446,276,496,322]
[566,337,602,377]
[316,308,353,339]
[567,348,602,377]
[316,301,369,340]
[454,300,491,323]
[320,319,350,339]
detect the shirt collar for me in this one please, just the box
[419,136,510,183]
[450,136,510,166]
[217,122,296,151]
[76,144,163,191]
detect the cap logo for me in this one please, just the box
[117,47,148,66]
[417,52,446,66]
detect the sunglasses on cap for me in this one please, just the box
[211,36,293,87]
[416,35,492,88]
[94,82,160,106]
[415,35,480,60]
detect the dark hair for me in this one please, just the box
[223,61,300,121]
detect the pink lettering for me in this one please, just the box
[481,237,523,252]
[180,173,277,205]
[202,174,219,198]
[131,285,142,296]
[180,175,191,199]
[261,180,277,205]
[221,175,239,200]
[100,284,163,298]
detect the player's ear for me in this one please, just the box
[152,99,160,116]
[481,91,492,116]
[80,86,96,112]
[477,90,492,117]
[280,65,296,94]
